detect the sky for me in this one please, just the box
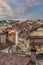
[0,0,43,20]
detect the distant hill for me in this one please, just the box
[0,20,7,24]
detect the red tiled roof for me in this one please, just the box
[0,30,5,35]
[0,52,30,65]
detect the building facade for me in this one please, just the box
[29,25,43,53]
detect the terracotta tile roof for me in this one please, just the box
[0,52,30,65]
[4,21,42,40]
[0,31,5,35]
[18,22,42,39]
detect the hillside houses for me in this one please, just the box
[0,20,43,53]
[0,20,43,65]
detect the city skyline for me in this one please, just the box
[0,0,43,20]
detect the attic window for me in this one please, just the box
[23,28,28,32]
[21,34,23,37]
[25,29,27,31]
[23,28,26,31]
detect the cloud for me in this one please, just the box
[0,8,4,15]
[0,8,5,19]
[15,0,40,14]
[0,0,43,20]
[16,7,25,13]
[0,0,13,16]
[26,0,40,7]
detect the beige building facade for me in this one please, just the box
[29,25,43,53]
